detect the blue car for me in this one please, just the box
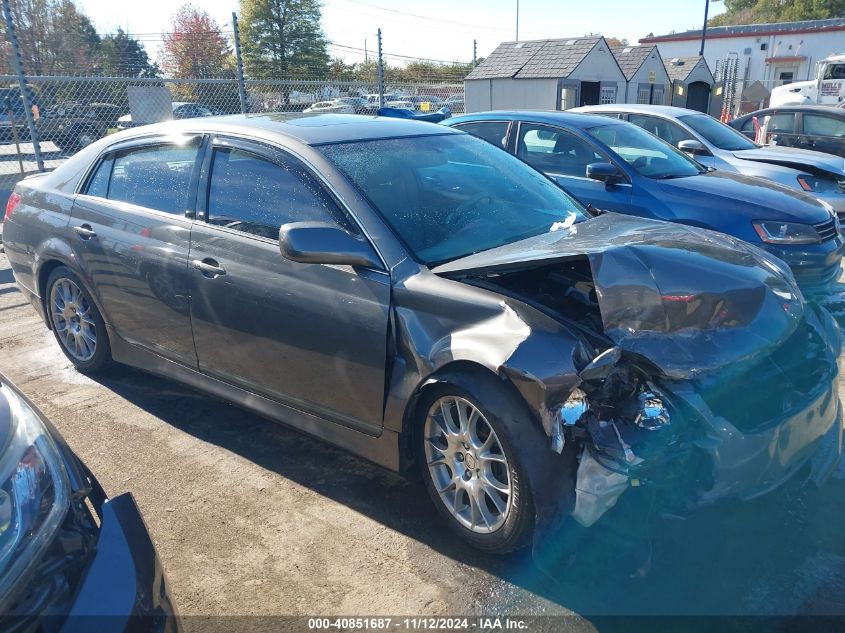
[445,111,845,296]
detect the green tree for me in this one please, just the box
[710,0,845,26]
[239,0,330,79]
[99,28,159,78]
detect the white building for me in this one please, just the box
[611,45,670,105]
[464,37,626,112]
[640,18,845,108]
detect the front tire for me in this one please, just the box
[46,266,112,373]
[417,380,535,553]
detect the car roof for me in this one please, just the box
[105,112,457,145]
[448,110,627,130]
[572,104,702,117]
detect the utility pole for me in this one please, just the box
[2,0,43,172]
[232,12,248,114]
[365,39,368,63]
[515,0,520,42]
[473,39,477,68]
[377,28,385,108]
[699,1,722,56]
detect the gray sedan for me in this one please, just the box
[1,114,841,554]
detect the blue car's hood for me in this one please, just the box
[732,147,845,177]
[654,170,833,224]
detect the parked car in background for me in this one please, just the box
[360,93,401,114]
[336,96,368,114]
[406,95,444,112]
[0,86,40,144]
[0,373,179,629]
[116,101,223,130]
[39,102,122,153]
[447,111,844,296]
[303,100,356,114]
[574,104,845,220]
[445,94,465,113]
[730,106,845,159]
[2,114,842,555]
[385,100,416,110]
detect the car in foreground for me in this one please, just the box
[2,114,842,554]
[446,111,844,296]
[303,100,356,114]
[0,373,178,630]
[573,104,845,219]
[729,106,845,159]
[116,102,224,131]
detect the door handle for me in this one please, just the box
[191,258,227,277]
[73,224,97,240]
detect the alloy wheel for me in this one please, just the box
[423,396,512,533]
[50,278,97,362]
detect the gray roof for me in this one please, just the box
[663,56,706,82]
[642,17,845,42]
[611,45,661,80]
[466,37,602,80]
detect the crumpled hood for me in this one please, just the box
[434,213,804,379]
[654,170,832,224]
[732,146,845,177]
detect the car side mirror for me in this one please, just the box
[586,162,622,184]
[279,221,382,269]
[678,139,711,156]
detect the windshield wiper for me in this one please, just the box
[653,173,691,180]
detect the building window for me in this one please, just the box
[760,43,768,51]
[600,86,617,105]
[637,88,650,104]
[651,87,665,105]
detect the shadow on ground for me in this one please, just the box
[86,363,845,629]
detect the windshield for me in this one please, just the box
[319,133,590,265]
[679,113,757,151]
[587,123,703,179]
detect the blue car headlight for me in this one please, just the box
[797,174,843,194]
[753,220,820,245]
[0,384,70,606]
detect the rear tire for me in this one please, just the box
[46,266,112,373]
[417,378,535,553]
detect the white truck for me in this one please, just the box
[770,54,845,107]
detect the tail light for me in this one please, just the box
[3,192,20,223]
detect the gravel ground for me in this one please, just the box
[1,249,844,632]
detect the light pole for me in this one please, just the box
[700,0,722,57]
[516,0,519,42]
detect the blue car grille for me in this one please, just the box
[815,218,839,241]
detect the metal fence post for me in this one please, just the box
[2,0,44,172]
[377,28,384,108]
[232,11,248,114]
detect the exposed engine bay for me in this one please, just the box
[459,254,839,529]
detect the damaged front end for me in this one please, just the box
[434,214,843,533]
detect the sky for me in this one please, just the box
[75,0,727,65]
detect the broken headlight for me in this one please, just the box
[635,390,671,431]
[0,384,70,607]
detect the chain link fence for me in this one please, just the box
[0,74,465,183]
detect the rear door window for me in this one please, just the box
[86,142,201,214]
